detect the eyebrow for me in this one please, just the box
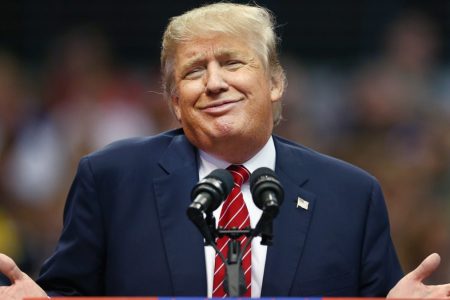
[179,48,246,73]
[179,53,206,73]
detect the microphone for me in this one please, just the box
[187,169,234,245]
[250,167,284,246]
[250,167,284,218]
[188,168,234,215]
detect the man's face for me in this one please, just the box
[171,34,283,160]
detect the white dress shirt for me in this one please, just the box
[198,137,276,298]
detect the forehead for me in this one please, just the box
[174,34,256,64]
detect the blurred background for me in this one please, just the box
[0,0,449,285]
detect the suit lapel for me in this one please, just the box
[153,134,207,296]
[261,137,317,296]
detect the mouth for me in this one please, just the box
[199,99,243,114]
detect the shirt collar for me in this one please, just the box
[198,136,276,180]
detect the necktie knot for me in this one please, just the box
[227,165,250,187]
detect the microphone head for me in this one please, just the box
[250,167,284,210]
[208,168,234,196]
[191,168,234,213]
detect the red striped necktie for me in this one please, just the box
[212,165,251,297]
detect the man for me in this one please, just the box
[1,2,449,298]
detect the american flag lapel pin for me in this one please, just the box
[296,197,309,210]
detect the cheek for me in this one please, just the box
[178,81,204,100]
[176,86,205,117]
[233,71,270,94]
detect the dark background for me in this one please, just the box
[1,0,450,65]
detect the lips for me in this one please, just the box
[199,98,242,114]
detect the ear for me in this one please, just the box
[270,72,284,103]
[171,94,182,122]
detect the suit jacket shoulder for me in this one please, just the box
[85,128,189,173]
[274,134,375,184]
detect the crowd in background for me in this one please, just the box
[0,8,449,284]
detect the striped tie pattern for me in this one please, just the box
[212,165,251,297]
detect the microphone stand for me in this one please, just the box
[188,166,283,296]
[203,211,275,297]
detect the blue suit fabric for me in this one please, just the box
[36,128,403,296]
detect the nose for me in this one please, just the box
[205,63,229,95]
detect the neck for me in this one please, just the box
[195,135,271,164]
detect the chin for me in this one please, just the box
[211,120,236,135]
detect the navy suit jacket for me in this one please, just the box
[37,128,403,296]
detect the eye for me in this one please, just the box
[183,67,204,79]
[224,60,244,70]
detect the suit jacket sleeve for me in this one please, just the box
[37,157,105,296]
[359,178,403,296]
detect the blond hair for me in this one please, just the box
[161,2,286,125]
